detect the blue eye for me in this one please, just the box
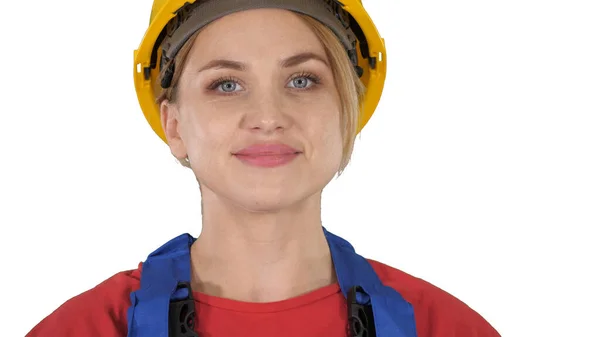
[208,73,321,95]
[218,80,240,93]
[287,73,320,89]
[208,76,243,94]
[290,77,310,88]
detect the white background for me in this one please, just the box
[1,0,599,336]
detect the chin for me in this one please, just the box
[232,187,312,213]
[196,163,337,213]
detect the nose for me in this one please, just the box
[241,91,293,134]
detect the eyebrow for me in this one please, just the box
[197,52,329,74]
[197,59,246,73]
[280,52,329,68]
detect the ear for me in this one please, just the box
[160,100,188,160]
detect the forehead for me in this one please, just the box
[187,8,326,63]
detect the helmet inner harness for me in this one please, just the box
[141,0,377,89]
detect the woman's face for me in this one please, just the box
[161,8,343,212]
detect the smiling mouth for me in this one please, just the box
[233,152,300,168]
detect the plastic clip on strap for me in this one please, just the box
[348,286,377,337]
[169,282,199,337]
[126,234,197,337]
[325,228,418,337]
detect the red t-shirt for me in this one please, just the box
[26,259,500,336]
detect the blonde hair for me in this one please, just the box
[156,12,365,175]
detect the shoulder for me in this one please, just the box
[367,259,501,337]
[26,264,142,337]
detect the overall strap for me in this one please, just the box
[324,227,418,337]
[127,230,417,337]
[126,234,196,337]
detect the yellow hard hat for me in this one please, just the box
[133,0,387,144]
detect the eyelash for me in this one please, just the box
[207,72,322,94]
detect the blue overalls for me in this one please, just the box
[126,227,418,337]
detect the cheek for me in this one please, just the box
[179,106,231,155]
[304,101,343,159]
[319,124,344,158]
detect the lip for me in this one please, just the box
[233,143,302,168]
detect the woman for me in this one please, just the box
[27,0,500,336]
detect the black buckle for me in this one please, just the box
[347,286,377,337]
[168,282,199,337]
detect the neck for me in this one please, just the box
[190,188,335,303]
